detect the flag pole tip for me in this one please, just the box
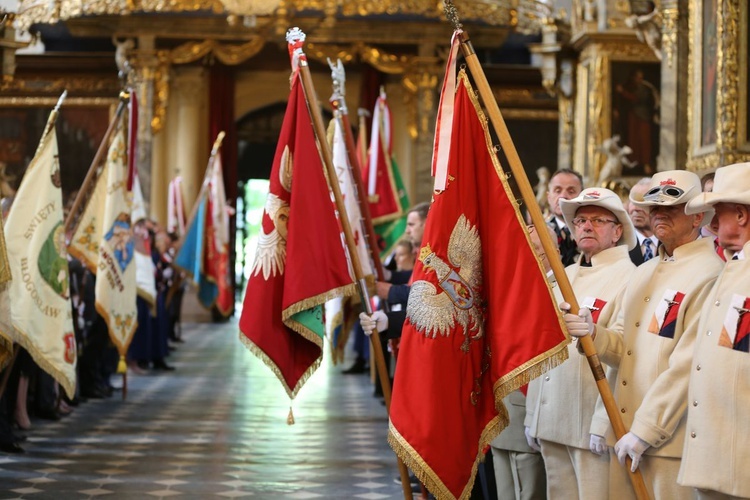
[443,0,463,30]
[286,27,306,44]
[287,406,295,425]
[54,90,68,110]
[211,131,226,155]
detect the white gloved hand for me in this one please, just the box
[359,311,388,336]
[614,432,650,472]
[560,302,595,338]
[590,434,608,456]
[524,426,541,452]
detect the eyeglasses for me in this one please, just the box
[644,185,684,203]
[571,217,620,228]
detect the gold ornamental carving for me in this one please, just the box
[339,0,510,26]
[167,37,265,65]
[16,0,225,30]
[306,42,413,75]
[579,39,657,61]
[687,0,750,171]
[0,96,118,107]
[715,0,739,155]
[402,71,440,138]
[16,0,514,31]
[341,0,433,17]
[151,57,170,133]
[588,55,607,181]
[661,7,677,68]
[0,76,119,95]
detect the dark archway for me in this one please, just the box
[234,101,333,293]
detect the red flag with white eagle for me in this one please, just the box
[239,36,356,398]
[388,70,569,499]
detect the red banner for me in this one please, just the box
[239,74,356,397]
[388,71,569,499]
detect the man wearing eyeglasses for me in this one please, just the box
[525,188,636,499]
[677,162,750,499]
[564,170,724,499]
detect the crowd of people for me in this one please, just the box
[0,197,185,454]
[1,156,747,500]
[357,163,749,499]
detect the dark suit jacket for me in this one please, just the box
[548,217,579,267]
[629,245,646,266]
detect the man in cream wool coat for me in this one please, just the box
[677,162,750,499]
[565,170,724,499]
[525,187,636,499]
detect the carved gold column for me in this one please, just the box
[402,46,440,204]
[171,67,208,209]
[657,0,688,171]
[151,119,168,225]
[148,53,170,224]
[687,0,750,171]
[1,19,17,82]
[130,35,159,210]
[558,93,575,171]
[529,19,575,171]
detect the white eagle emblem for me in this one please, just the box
[407,214,484,352]
[251,145,293,280]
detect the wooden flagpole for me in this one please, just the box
[178,131,225,247]
[295,40,414,500]
[357,109,370,177]
[443,3,649,498]
[64,90,130,235]
[169,131,225,298]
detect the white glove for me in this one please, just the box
[614,432,650,472]
[524,426,541,452]
[560,302,594,338]
[359,311,388,336]
[590,434,608,456]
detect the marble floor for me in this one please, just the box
[0,320,408,499]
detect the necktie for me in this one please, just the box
[642,239,654,262]
[732,254,739,261]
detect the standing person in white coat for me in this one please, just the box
[525,187,636,499]
[678,162,750,499]
[565,170,724,500]
[491,224,558,500]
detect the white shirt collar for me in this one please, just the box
[635,230,658,247]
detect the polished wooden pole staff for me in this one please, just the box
[443,3,649,498]
[64,90,130,235]
[295,43,413,500]
[177,131,225,248]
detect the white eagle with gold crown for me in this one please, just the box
[251,145,293,280]
[407,214,484,352]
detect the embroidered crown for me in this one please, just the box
[419,244,433,262]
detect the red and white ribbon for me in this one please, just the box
[431,30,461,192]
[167,176,186,236]
[367,90,391,196]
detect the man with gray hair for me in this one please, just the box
[526,187,636,499]
[678,162,750,498]
[564,170,724,499]
[627,177,659,265]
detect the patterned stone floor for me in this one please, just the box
[0,320,406,499]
